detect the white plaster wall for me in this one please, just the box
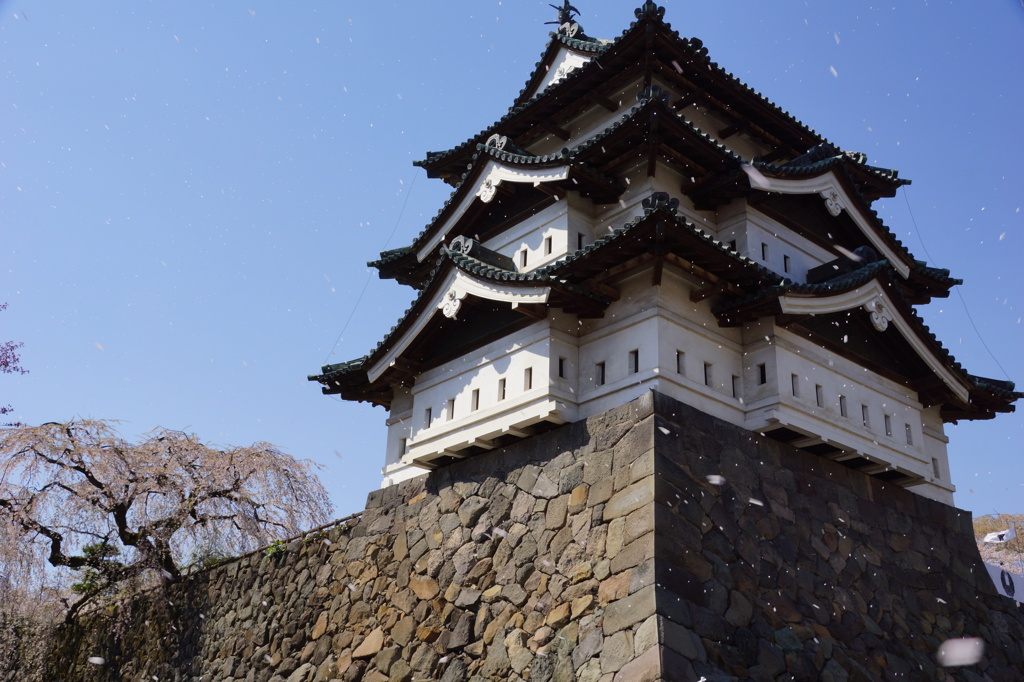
[531,46,595,101]
[718,207,836,283]
[743,324,953,502]
[397,321,579,469]
[379,259,954,503]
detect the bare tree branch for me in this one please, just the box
[0,419,333,622]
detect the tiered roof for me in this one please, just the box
[310,3,1019,423]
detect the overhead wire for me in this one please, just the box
[322,169,420,367]
[901,185,1011,381]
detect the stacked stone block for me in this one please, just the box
[46,392,1024,681]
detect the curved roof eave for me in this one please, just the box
[741,164,914,278]
[416,5,832,179]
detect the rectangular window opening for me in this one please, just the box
[524,367,533,391]
[906,424,914,446]
[728,239,737,252]
[839,395,848,418]
[558,356,566,379]
[861,404,870,428]
[471,389,480,411]
[519,249,528,268]
[783,254,791,274]
[731,375,740,399]
[884,414,893,437]
[628,349,639,374]
[399,438,407,456]
[446,398,455,421]
[424,407,432,428]
[931,457,940,478]
[577,232,585,251]
[703,362,713,387]
[757,363,767,385]
[498,378,506,401]
[790,374,799,398]
[761,242,769,261]
[676,351,686,376]
[815,384,824,408]
[595,362,606,387]
[544,235,552,255]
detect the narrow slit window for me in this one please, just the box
[558,357,566,379]
[728,239,737,252]
[676,351,686,376]
[761,242,769,261]
[731,375,740,399]
[445,398,455,421]
[757,363,767,385]
[839,395,848,418]
[906,424,914,446]
[884,414,892,437]
[783,254,791,273]
[524,367,533,391]
[577,232,585,251]
[595,362,606,387]
[931,457,940,478]
[815,384,824,408]
[703,362,713,387]
[424,407,432,428]
[861,404,870,428]
[520,249,528,268]
[471,389,480,411]
[628,349,639,374]
[790,374,799,398]
[399,438,407,455]
[498,378,506,401]
[544,235,552,255]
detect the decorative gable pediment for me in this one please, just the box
[741,164,912,278]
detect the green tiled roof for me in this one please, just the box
[713,259,1018,412]
[308,355,367,384]
[572,90,744,165]
[755,150,907,188]
[416,3,833,176]
[445,249,610,305]
[374,142,622,281]
[317,190,781,388]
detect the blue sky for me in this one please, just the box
[2,1,1022,519]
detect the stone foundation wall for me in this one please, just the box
[45,392,1024,681]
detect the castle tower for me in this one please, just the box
[309,2,1019,506]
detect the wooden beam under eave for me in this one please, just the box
[511,302,547,319]
[594,252,656,284]
[664,253,744,297]
[643,24,655,88]
[690,280,730,303]
[589,92,618,112]
[672,92,700,111]
[646,145,659,178]
[584,280,620,301]
[941,409,995,423]
[718,121,748,140]
[541,120,571,141]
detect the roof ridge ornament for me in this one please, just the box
[641,191,680,215]
[546,1,588,39]
[484,133,529,156]
[634,2,666,21]
[638,85,671,105]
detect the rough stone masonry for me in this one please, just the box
[46,392,1024,681]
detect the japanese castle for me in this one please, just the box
[310,2,1019,505]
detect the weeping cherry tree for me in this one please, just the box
[0,419,333,622]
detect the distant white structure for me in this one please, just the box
[311,4,1019,505]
